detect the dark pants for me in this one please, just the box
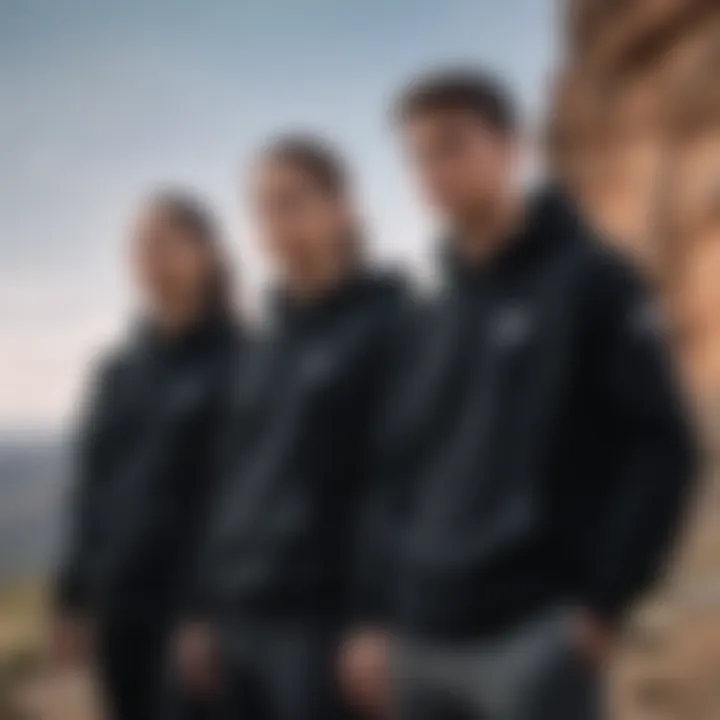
[213,618,343,720]
[391,608,602,720]
[96,615,170,720]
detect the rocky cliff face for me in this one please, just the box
[554,2,720,717]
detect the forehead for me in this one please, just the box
[401,108,505,145]
[133,203,174,234]
[253,157,320,195]
[256,156,302,182]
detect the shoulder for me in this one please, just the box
[533,188,663,334]
[376,269,431,338]
[578,240,655,314]
[532,186,656,313]
[76,344,134,412]
[569,237,669,352]
[90,344,133,387]
[86,321,155,391]
[528,185,646,291]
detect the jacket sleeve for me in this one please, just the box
[351,294,420,625]
[54,355,119,615]
[176,369,241,618]
[580,253,698,623]
[179,333,255,618]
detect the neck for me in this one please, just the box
[454,192,525,265]
[153,299,208,338]
[285,249,356,305]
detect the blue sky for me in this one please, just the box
[0,0,557,428]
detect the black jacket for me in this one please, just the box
[191,272,405,623]
[56,314,243,620]
[358,189,697,638]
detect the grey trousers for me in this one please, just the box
[391,608,602,720]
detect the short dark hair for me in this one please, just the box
[260,134,351,196]
[395,68,519,134]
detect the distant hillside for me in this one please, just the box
[0,433,69,583]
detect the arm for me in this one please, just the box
[176,382,241,617]
[580,254,698,624]
[54,355,121,617]
[350,292,420,626]
[176,331,262,619]
[341,290,419,715]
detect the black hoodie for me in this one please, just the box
[56,314,243,621]
[357,189,696,638]
[191,272,406,624]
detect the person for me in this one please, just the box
[52,190,243,720]
[341,69,697,720]
[174,135,405,720]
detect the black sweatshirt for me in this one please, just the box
[191,272,405,624]
[357,188,697,638]
[56,314,243,621]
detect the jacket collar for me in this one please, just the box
[270,265,375,326]
[442,184,579,286]
[133,309,235,357]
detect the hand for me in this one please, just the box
[570,609,616,667]
[175,621,224,700]
[49,614,95,669]
[338,629,391,717]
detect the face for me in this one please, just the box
[402,109,517,222]
[252,158,352,279]
[131,203,215,320]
